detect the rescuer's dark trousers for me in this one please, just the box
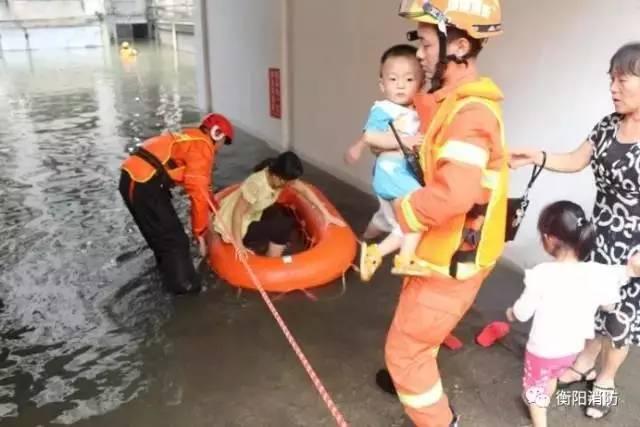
[119,171,201,295]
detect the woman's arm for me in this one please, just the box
[510,140,593,173]
[290,180,346,227]
[230,194,251,247]
[291,180,330,216]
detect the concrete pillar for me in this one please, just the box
[171,20,178,70]
[171,21,177,50]
[100,21,110,47]
[194,0,213,112]
[281,0,291,150]
[101,22,113,67]
[23,27,31,51]
[113,22,119,45]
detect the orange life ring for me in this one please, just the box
[208,182,357,292]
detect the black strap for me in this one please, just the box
[430,30,449,93]
[526,151,546,191]
[467,203,488,218]
[449,249,478,278]
[131,146,175,190]
[387,119,425,186]
[514,151,546,213]
[449,203,486,278]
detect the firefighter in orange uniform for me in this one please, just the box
[119,114,234,294]
[378,1,509,426]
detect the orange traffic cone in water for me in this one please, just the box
[476,321,510,347]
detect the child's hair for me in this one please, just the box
[379,44,419,76]
[252,151,304,181]
[537,201,595,260]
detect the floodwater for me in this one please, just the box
[0,42,271,426]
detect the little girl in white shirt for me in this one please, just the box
[505,200,640,427]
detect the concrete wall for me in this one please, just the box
[195,0,285,149]
[197,0,640,267]
[290,1,412,191]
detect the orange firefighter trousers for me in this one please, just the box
[385,269,490,427]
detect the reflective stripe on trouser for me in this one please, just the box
[385,270,489,427]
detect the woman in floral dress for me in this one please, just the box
[510,42,640,419]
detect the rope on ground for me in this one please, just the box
[203,192,349,427]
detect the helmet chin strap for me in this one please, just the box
[429,27,449,94]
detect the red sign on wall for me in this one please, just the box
[269,68,281,119]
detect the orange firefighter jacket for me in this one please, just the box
[394,72,508,279]
[121,128,217,238]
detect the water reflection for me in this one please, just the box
[0,43,200,424]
